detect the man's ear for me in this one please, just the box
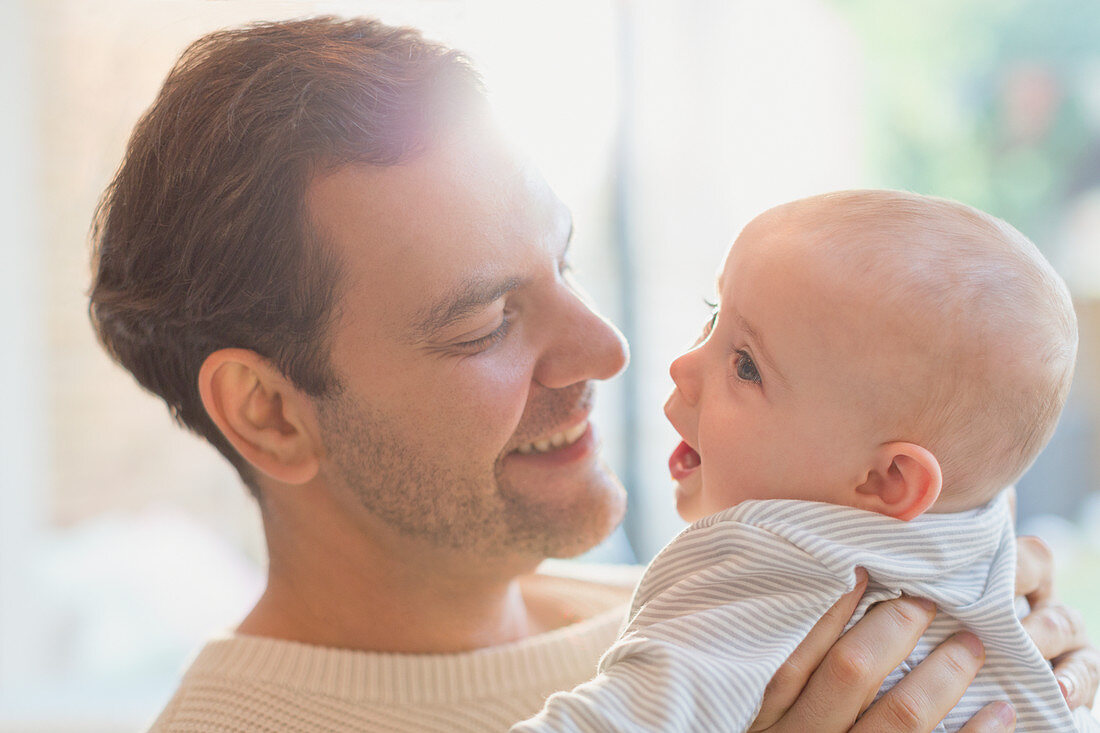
[852,442,942,521]
[198,348,322,485]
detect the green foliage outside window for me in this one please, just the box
[831,0,1100,257]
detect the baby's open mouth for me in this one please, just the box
[669,440,701,480]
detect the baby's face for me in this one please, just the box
[664,213,900,522]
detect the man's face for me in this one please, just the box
[307,123,628,559]
[664,211,887,522]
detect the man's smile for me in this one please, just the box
[514,419,590,454]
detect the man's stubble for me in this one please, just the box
[315,382,625,559]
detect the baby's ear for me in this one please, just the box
[853,442,942,521]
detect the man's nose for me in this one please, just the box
[532,288,628,389]
[669,347,703,406]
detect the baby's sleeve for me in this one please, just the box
[511,520,854,733]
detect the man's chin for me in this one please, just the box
[547,472,627,560]
[501,467,627,560]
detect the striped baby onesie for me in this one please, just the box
[515,491,1097,732]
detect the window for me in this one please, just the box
[7,1,1098,728]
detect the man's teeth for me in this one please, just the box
[516,421,588,455]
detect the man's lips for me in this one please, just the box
[669,440,701,480]
[513,419,590,455]
[506,420,596,467]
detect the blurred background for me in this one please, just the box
[3,0,1098,729]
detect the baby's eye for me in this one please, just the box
[734,350,761,384]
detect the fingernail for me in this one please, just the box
[991,701,1016,727]
[955,631,984,658]
[1059,675,1075,702]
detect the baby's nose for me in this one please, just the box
[669,348,703,405]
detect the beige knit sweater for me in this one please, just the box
[147,569,634,732]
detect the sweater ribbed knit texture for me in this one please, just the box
[147,571,633,732]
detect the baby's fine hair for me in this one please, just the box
[793,190,1078,506]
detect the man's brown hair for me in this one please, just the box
[89,17,482,492]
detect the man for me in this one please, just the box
[89,17,1096,732]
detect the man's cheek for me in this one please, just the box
[463,355,532,419]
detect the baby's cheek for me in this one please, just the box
[701,465,744,513]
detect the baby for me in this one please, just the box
[515,190,1095,732]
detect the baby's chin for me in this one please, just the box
[674,477,709,523]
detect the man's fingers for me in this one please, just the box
[751,569,868,731]
[1014,535,1054,604]
[851,632,985,733]
[1021,603,1089,660]
[956,701,1017,732]
[773,595,936,732]
[1014,537,1098,710]
[1054,645,1100,710]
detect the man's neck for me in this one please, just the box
[236,490,567,654]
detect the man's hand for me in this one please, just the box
[1015,535,1099,710]
[750,536,1099,733]
[750,569,1016,732]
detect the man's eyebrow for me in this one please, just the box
[410,275,525,341]
[738,315,789,388]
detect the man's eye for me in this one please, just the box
[454,317,511,352]
[734,350,761,384]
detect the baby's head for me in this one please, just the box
[665,189,1077,523]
